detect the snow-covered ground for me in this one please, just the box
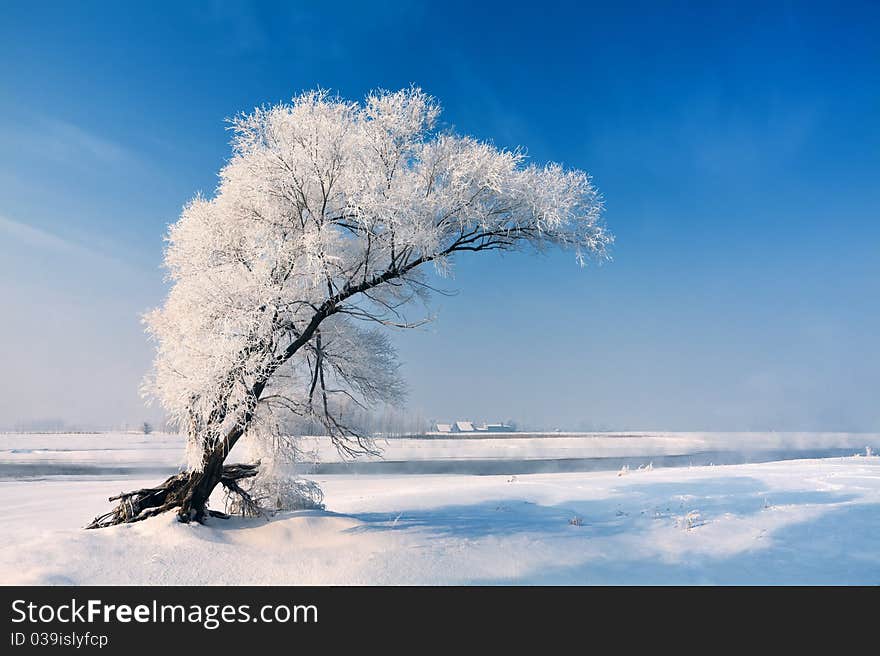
[1,432,878,584]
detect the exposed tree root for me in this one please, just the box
[86,462,259,529]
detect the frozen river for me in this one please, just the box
[1,431,877,480]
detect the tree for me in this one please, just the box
[142,422,153,435]
[87,87,611,528]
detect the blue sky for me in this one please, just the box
[1,1,878,431]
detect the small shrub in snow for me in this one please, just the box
[260,476,325,512]
[224,470,325,516]
[675,510,703,531]
[569,516,584,526]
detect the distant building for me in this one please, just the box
[430,420,516,434]
[483,423,515,433]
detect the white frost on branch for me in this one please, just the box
[142,87,611,473]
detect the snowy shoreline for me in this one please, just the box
[3,430,878,467]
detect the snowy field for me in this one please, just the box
[1,432,879,585]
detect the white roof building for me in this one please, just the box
[483,423,514,432]
[430,420,515,435]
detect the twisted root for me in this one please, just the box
[86,462,259,529]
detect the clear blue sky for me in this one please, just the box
[1,1,877,431]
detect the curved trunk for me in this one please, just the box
[176,449,227,522]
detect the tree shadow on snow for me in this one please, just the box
[343,476,858,542]
[346,499,640,540]
[521,499,880,585]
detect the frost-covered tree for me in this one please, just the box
[88,87,611,528]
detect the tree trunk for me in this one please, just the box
[86,446,257,529]
[177,446,227,523]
